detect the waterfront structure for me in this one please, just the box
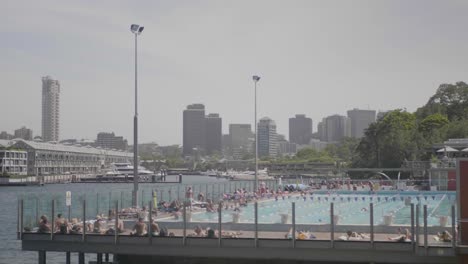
[205,113,222,155]
[96,132,128,151]
[0,131,13,140]
[11,140,132,175]
[347,108,376,138]
[183,104,206,156]
[41,76,60,142]
[257,117,278,158]
[289,114,312,145]
[14,127,33,140]
[0,149,27,175]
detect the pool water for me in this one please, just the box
[171,191,456,226]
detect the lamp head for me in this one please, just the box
[138,26,144,34]
[131,24,140,33]
[252,75,261,82]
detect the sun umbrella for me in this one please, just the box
[436,146,459,153]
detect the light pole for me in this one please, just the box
[252,75,260,193]
[131,24,144,207]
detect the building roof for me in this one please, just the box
[11,140,132,157]
[0,139,12,148]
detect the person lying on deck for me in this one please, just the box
[388,228,411,242]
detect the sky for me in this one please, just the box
[2,0,468,145]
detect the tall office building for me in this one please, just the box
[257,117,278,158]
[229,124,253,159]
[289,114,312,145]
[347,109,376,138]
[205,113,222,155]
[96,132,128,150]
[183,104,206,156]
[41,76,60,142]
[324,115,351,142]
[14,127,33,140]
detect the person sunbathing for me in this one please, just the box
[436,230,452,242]
[131,218,147,236]
[388,228,411,242]
[38,215,51,233]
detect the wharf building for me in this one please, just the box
[14,126,33,141]
[0,140,27,175]
[96,132,128,151]
[347,108,376,138]
[257,117,278,158]
[289,114,312,145]
[11,140,132,176]
[41,76,60,142]
[182,104,222,156]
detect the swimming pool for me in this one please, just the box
[164,191,456,226]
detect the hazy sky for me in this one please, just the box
[2,0,468,145]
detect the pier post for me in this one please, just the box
[108,192,111,213]
[370,203,374,247]
[423,204,428,250]
[179,174,182,183]
[254,202,258,247]
[51,200,55,240]
[416,204,420,250]
[65,252,70,264]
[411,203,415,252]
[20,199,24,239]
[330,202,334,248]
[38,251,46,264]
[177,185,180,201]
[35,197,39,230]
[452,204,456,248]
[211,184,214,201]
[218,201,222,247]
[148,201,152,245]
[114,201,118,245]
[78,252,85,264]
[183,200,187,246]
[82,199,86,242]
[96,193,99,217]
[17,199,20,239]
[292,202,296,248]
[120,191,123,209]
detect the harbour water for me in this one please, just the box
[0,175,228,264]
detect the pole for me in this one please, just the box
[133,32,139,207]
[254,79,258,193]
[411,203,415,252]
[423,204,428,250]
[292,202,296,248]
[254,202,258,247]
[370,203,374,247]
[330,202,334,248]
[452,205,456,248]
[218,201,222,247]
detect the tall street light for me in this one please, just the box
[131,24,144,207]
[252,75,260,193]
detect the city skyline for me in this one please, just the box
[2,1,468,145]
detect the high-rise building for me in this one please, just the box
[317,119,327,142]
[229,124,253,159]
[257,117,278,158]
[0,131,13,140]
[183,104,206,156]
[14,126,33,140]
[277,134,297,157]
[289,114,312,145]
[205,113,222,155]
[347,109,376,138]
[324,115,351,142]
[42,76,60,142]
[96,132,128,150]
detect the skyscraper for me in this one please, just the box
[229,124,253,159]
[41,76,60,142]
[257,117,278,158]
[205,113,222,155]
[14,126,33,140]
[347,109,376,138]
[324,115,351,142]
[183,104,206,156]
[289,114,312,145]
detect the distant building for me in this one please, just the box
[347,109,376,138]
[377,110,390,120]
[277,134,297,157]
[183,104,206,156]
[303,139,329,151]
[0,131,13,140]
[205,113,222,155]
[229,124,253,158]
[42,76,60,142]
[14,126,33,140]
[289,114,312,145]
[96,132,128,151]
[317,119,327,142]
[257,117,278,158]
[324,115,351,142]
